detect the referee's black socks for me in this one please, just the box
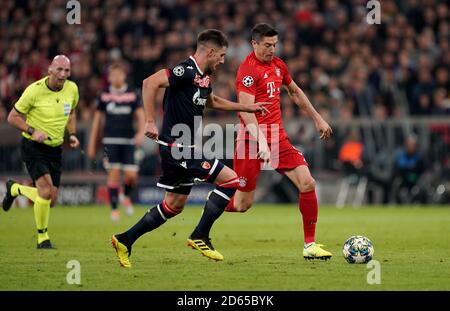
[124,183,135,200]
[190,185,237,239]
[108,185,119,210]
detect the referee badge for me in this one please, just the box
[63,103,71,116]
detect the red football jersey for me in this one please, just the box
[235,51,293,142]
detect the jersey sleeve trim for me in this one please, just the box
[14,106,25,114]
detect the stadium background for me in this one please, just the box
[0,0,449,206]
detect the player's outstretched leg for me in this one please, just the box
[188,172,239,261]
[111,199,182,268]
[299,190,332,260]
[2,180,39,211]
[286,165,332,260]
[2,180,18,211]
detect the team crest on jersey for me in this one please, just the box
[239,177,247,187]
[173,66,185,76]
[201,161,211,170]
[193,88,207,106]
[63,103,71,116]
[275,68,281,77]
[242,75,254,87]
[193,74,210,87]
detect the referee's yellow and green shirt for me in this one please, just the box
[14,76,79,147]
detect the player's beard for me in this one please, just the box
[205,66,213,75]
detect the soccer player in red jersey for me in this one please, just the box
[225,23,333,260]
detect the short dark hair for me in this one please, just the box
[251,23,278,42]
[197,29,228,48]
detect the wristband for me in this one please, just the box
[26,126,35,136]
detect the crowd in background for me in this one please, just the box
[1,0,449,124]
[0,0,449,203]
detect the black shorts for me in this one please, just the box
[103,143,138,171]
[21,138,62,187]
[157,146,224,195]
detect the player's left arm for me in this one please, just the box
[285,81,332,139]
[66,109,80,148]
[66,85,80,148]
[134,107,146,147]
[206,93,269,113]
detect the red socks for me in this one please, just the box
[224,196,236,212]
[299,190,318,244]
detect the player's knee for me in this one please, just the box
[234,203,251,212]
[230,170,238,181]
[37,184,52,199]
[124,174,138,186]
[164,197,186,213]
[125,179,137,187]
[170,203,185,214]
[50,189,58,207]
[217,170,239,190]
[299,177,316,192]
[234,198,253,212]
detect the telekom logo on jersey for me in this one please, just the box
[267,81,276,98]
[169,116,281,170]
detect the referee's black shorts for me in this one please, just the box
[21,137,63,187]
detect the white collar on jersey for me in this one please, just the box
[189,55,204,75]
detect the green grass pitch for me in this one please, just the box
[0,205,449,290]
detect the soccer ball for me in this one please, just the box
[342,235,374,264]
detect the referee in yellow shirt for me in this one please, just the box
[1,55,80,249]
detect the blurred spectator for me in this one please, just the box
[338,129,365,176]
[0,0,448,124]
[393,135,426,203]
[431,88,450,115]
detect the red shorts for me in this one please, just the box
[233,138,308,192]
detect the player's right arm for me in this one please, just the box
[238,92,271,162]
[235,63,270,162]
[8,84,48,142]
[142,69,170,140]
